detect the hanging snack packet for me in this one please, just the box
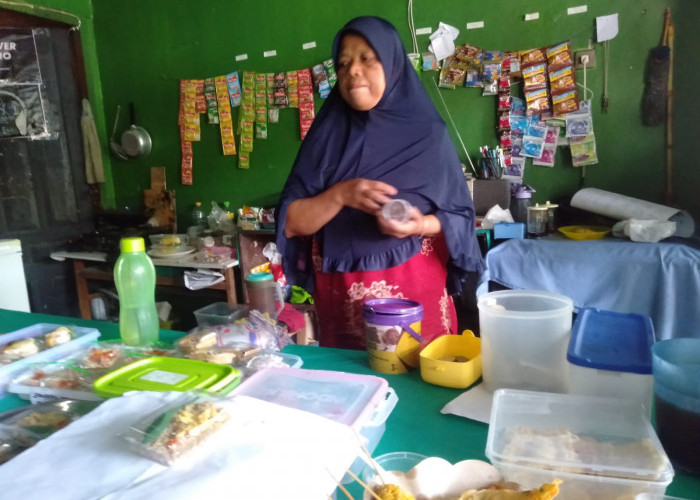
[524,88,551,117]
[506,51,521,77]
[548,65,576,94]
[268,107,279,123]
[266,73,276,107]
[439,56,468,89]
[533,144,557,167]
[226,72,242,108]
[238,152,250,170]
[273,73,288,108]
[565,111,593,137]
[545,126,560,144]
[255,122,267,139]
[204,78,219,125]
[287,70,299,108]
[422,51,439,71]
[546,41,574,70]
[521,135,545,159]
[522,62,548,91]
[552,89,580,116]
[482,62,501,96]
[323,59,337,87]
[498,91,511,111]
[498,111,511,130]
[570,133,598,166]
[520,47,546,67]
[463,48,484,88]
[510,96,526,116]
[311,64,328,90]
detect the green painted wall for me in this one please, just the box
[9,0,697,229]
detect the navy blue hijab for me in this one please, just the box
[276,16,483,293]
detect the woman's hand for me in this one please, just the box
[335,178,397,214]
[377,206,442,239]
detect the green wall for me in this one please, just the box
[9,0,698,229]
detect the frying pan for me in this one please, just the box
[120,102,152,157]
[109,105,128,161]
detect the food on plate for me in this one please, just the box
[143,400,229,464]
[44,326,74,348]
[374,483,415,500]
[176,330,218,354]
[160,235,182,246]
[2,338,41,361]
[453,480,561,499]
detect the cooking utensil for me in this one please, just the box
[109,105,128,161]
[120,102,152,157]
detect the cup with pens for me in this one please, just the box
[479,146,505,179]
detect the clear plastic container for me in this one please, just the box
[114,237,159,346]
[477,290,573,393]
[193,302,248,326]
[191,201,207,229]
[148,234,189,247]
[526,204,548,236]
[487,389,674,499]
[381,199,412,223]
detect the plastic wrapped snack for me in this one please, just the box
[122,394,231,465]
[0,338,42,363]
[44,327,74,348]
[175,330,218,355]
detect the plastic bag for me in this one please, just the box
[207,201,235,234]
[612,219,676,243]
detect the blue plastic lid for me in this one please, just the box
[567,308,655,374]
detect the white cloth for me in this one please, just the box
[81,98,105,184]
[0,392,362,500]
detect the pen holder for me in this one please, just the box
[480,157,503,179]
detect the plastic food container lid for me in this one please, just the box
[232,367,397,429]
[568,308,655,374]
[246,272,273,282]
[93,357,241,398]
[363,298,423,316]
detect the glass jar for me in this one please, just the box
[527,204,548,236]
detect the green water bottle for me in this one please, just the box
[114,237,159,346]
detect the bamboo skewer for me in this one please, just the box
[345,469,383,500]
[326,468,354,500]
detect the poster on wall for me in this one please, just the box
[0,28,49,139]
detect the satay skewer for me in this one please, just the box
[345,468,382,500]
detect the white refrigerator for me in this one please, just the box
[0,239,31,312]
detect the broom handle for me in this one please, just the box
[664,19,674,205]
[662,8,670,45]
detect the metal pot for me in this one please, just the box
[120,102,152,157]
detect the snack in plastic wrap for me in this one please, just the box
[44,326,74,348]
[123,395,230,465]
[1,338,41,362]
[176,330,218,354]
[80,345,124,369]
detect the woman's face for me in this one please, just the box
[337,33,386,111]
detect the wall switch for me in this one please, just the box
[574,49,596,69]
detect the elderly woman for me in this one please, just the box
[276,16,483,350]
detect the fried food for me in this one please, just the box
[454,480,562,500]
[374,483,416,500]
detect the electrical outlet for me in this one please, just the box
[574,49,596,69]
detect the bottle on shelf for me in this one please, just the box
[192,201,207,230]
[113,237,159,346]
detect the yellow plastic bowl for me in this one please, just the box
[419,330,482,389]
[558,225,611,240]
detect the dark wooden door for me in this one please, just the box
[0,9,95,316]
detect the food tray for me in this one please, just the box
[0,324,101,397]
[419,330,482,389]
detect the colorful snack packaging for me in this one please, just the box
[565,111,593,137]
[522,62,548,90]
[548,66,576,94]
[226,72,241,108]
[323,59,337,87]
[524,88,551,117]
[546,41,574,71]
[439,56,468,89]
[520,48,546,67]
[533,144,557,167]
[422,52,439,71]
[521,135,545,159]
[482,62,501,96]
[506,51,521,77]
[311,64,328,90]
[552,89,580,116]
[570,133,598,166]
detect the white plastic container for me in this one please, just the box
[233,367,397,483]
[486,389,674,500]
[0,323,101,397]
[567,308,655,416]
[477,290,573,393]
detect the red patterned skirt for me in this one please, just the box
[312,236,457,350]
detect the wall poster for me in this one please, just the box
[0,28,49,139]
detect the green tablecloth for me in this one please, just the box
[1,308,698,499]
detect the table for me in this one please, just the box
[50,251,240,319]
[0,308,698,499]
[483,237,700,341]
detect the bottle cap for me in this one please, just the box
[195,201,202,207]
[246,272,273,282]
[120,237,145,253]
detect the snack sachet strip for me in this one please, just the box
[549,65,577,94]
[204,77,219,125]
[287,70,299,108]
[323,59,337,87]
[226,71,241,108]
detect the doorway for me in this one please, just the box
[0,8,96,316]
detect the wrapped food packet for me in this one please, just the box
[439,56,467,89]
[552,89,580,116]
[522,62,548,91]
[548,66,576,94]
[121,393,232,465]
[520,47,546,67]
[546,41,574,70]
